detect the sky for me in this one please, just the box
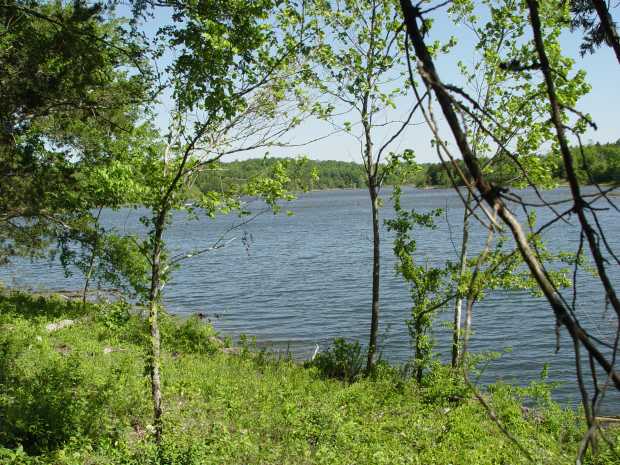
[131,2,620,165]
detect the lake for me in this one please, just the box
[2,187,619,412]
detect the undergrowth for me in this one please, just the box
[0,291,618,464]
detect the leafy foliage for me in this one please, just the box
[0,0,150,264]
[386,184,448,382]
[307,338,365,383]
[570,0,619,56]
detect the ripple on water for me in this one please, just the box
[1,187,618,411]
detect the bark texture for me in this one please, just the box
[451,199,470,367]
[148,215,165,447]
[366,177,381,371]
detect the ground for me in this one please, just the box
[0,291,617,464]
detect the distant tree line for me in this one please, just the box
[553,140,620,184]
[192,140,620,193]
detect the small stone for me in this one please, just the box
[103,346,126,354]
[208,336,225,347]
[45,319,74,332]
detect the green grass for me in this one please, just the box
[0,291,617,464]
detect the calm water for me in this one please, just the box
[2,187,619,411]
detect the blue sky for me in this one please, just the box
[135,3,619,164]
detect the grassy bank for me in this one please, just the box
[0,291,618,464]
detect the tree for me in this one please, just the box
[570,0,620,63]
[400,0,620,456]
[306,0,422,371]
[53,123,159,304]
[386,157,574,382]
[124,0,314,449]
[0,0,150,264]
[441,0,564,366]
[386,174,449,382]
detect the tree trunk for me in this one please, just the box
[82,206,103,308]
[462,296,475,358]
[148,215,165,448]
[413,317,423,383]
[451,196,470,367]
[463,208,495,360]
[452,297,463,368]
[591,0,620,65]
[366,180,381,371]
[451,297,463,368]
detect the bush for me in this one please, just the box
[0,318,145,455]
[416,362,468,405]
[0,292,87,322]
[308,338,365,383]
[1,292,616,464]
[93,300,149,346]
[162,315,222,355]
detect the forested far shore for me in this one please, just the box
[192,140,620,193]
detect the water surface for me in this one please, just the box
[2,187,619,411]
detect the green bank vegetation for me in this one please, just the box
[1,291,618,465]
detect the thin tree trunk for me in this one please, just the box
[414,316,424,383]
[143,126,191,449]
[148,214,165,448]
[462,295,475,358]
[574,337,598,454]
[366,180,381,371]
[451,193,471,367]
[82,206,103,308]
[451,292,463,367]
[462,212,496,359]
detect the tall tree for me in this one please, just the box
[306,0,420,371]
[127,0,314,448]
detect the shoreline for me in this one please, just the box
[2,285,618,414]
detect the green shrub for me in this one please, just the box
[0,292,87,322]
[416,362,468,405]
[1,292,617,464]
[162,315,222,355]
[95,300,132,331]
[308,338,365,383]
[93,300,149,347]
[0,295,148,457]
